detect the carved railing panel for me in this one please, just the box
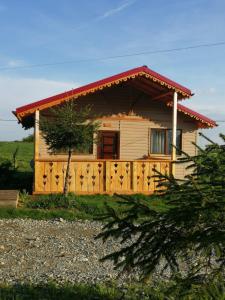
[34,160,171,194]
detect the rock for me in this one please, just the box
[79,257,89,262]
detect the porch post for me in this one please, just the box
[171,91,177,176]
[34,110,40,193]
[34,110,40,160]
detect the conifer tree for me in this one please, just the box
[40,101,99,195]
[97,133,225,285]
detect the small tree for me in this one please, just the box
[40,101,100,195]
[97,133,225,288]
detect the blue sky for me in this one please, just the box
[0,0,225,144]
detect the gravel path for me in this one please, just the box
[0,218,126,285]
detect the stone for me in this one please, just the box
[79,257,89,262]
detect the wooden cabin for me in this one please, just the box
[14,66,217,195]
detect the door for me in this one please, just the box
[97,131,120,159]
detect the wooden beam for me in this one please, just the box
[140,76,166,92]
[129,92,145,110]
[131,80,158,97]
[151,91,173,101]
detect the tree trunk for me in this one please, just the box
[63,149,72,196]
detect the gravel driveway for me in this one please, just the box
[0,219,125,285]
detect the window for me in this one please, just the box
[150,129,182,155]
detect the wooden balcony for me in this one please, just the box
[34,159,171,194]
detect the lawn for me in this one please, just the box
[0,141,33,171]
[0,281,224,300]
[0,193,168,221]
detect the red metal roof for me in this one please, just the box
[14,65,216,128]
[15,65,192,117]
[176,104,217,128]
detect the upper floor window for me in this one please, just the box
[150,129,182,155]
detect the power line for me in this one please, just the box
[0,41,225,71]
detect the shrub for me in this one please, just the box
[25,194,77,209]
[22,134,34,142]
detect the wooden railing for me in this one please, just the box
[34,159,171,194]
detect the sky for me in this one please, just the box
[0,0,224,145]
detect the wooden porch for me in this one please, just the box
[34,159,171,194]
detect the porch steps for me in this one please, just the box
[0,190,19,208]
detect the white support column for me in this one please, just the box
[171,91,178,175]
[33,110,40,194]
[34,110,40,161]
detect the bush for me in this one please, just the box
[22,134,34,143]
[0,159,33,192]
[26,194,76,209]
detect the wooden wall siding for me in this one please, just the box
[175,129,197,179]
[37,84,198,180]
[34,160,171,194]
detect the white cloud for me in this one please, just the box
[98,0,136,20]
[0,76,78,141]
[7,59,25,68]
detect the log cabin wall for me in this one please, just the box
[37,84,198,181]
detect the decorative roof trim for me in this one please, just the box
[15,66,192,120]
[167,103,217,128]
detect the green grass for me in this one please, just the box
[0,207,89,221]
[1,280,225,300]
[0,141,33,171]
[25,193,168,212]
[0,193,167,221]
[0,282,163,300]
